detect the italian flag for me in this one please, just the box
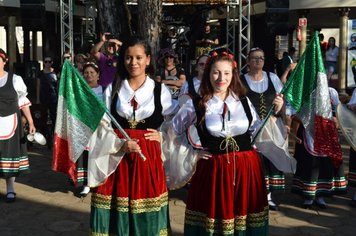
[52,61,107,183]
[282,32,342,167]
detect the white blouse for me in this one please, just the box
[179,77,201,96]
[172,92,260,138]
[325,47,339,62]
[103,76,178,120]
[0,72,31,108]
[92,85,104,101]
[244,71,283,94]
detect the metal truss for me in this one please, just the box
[60,0,73,56]
[226,1,238,55]
[238,0,250,72]
[82,0,96,37]
[226,0,250,72]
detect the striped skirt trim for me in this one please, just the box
[184,206,269,235]
[91,191,169,213]
[292,177,347,198]
[0,156,29,174]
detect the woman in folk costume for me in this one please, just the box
[74,62,104,198]
[344,88,356,207]
[240,47,285,211]
[0,48,36,202]
[292,87,347,209]
[179,54,209,99]
[89,36,178,235]
[165,52,284,235]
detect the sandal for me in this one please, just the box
[6,192,16,203]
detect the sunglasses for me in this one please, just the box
[165,55,175,59]
[44,60,52,63]
[63,56,71,59]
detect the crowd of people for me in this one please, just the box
[0,27,355,236]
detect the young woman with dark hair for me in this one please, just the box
[89,36,178,235]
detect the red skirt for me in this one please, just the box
[184,149,269,235]
[90,129,169,236]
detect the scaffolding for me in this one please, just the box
[238,0,250,72]
[60,0,73,56]
[60,0,250,71]
[83,0,96,38]
[226,1,238,62]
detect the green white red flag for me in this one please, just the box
[52,60,107,183]
[282,32,342,167]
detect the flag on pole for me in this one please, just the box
[282,32,342,167]
[52,60,108,183]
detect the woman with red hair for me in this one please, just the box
[165,52,284,235]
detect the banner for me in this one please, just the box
[348,19,356,87]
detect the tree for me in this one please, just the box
[96,0,132,38]
[137,0,162,63]
[96,0,162,61]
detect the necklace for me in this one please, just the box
[128,77,146,91]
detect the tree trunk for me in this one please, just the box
[96,0,132,38]
[137,0,162,64]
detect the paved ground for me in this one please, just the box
[0,135,355,236]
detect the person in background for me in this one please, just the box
[325,37,339,81]
[57,50,74,80]
[73,62,103,198]
[155,48,186,100]
[179,54,208,100]
[167,52,283,235]
[36,56,58,131]
[281,47,296,74]
[291,87,347,209]
[347,88,356,207]
[89,36,178,235]
[74,53,89,75]
[90,32,122,88]
[62,50,73,63]
[195,22,219,57]
[241,47,285,211]
[280,62,297,84]
[0,48,36,203]
[319,33,328,58]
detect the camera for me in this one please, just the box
[105,33,120,40]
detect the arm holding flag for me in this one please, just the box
[52,61,144,187]
[253,32,343,168]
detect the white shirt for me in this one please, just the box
[244,71,283,94]
[92,85,104,101]
[104,76,178,120]
[173,92,260,138]
[179,77,201,96]
[325,47,339,62]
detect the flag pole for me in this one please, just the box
[252,78,293,144]
[252,32,320,144]
[252,104,275,144]
[105,111,147,161]
[252,75,296,144]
